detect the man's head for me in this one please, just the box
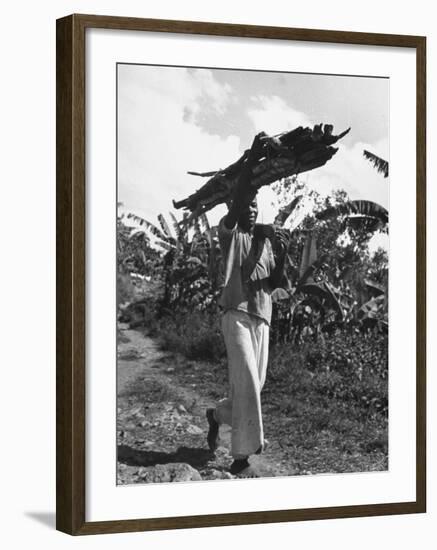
[238,197,258,233]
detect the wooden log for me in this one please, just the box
[173,124,350,220]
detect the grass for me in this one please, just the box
[143,309,388,475]
[148,310,226,362]
[262,341,388,473]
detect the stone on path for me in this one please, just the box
[186,424,203,435]
[137,463,202,483]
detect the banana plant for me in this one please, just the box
[315,200,388,230]
[363,150,389,178]
[272,231,345,342]
[126,212,176,252]
[124,210,223,313]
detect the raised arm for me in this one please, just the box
[224,132,267,230]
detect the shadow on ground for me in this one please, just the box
[118,444,214,469]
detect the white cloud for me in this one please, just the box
[118,65,240,225]
[187,70,233,116]
[368,231,389,254]
[247,95,312,135]
[307,139,389,209]
[118,67,389,240]
[244,94,388,226]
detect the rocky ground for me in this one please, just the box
[117,327,388,485]
[117,328,288,484]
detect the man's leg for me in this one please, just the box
[206,398,231,451]
[207,310,266,471]
[206,408,220,452]
[223,310,264,460]
[254,319,270,454]
[256,319,270,390]
[206,315,233,452]
[230,317,270,474]
[214,396,232,426]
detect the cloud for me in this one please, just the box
[247,95,312,134]
[118,67,389,239]
[244,93,389,221]
[187,69,233,116]
[368,231,389,254]
[118,65,240,225]
[307,139,389,209]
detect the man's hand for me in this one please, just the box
[274,228,291,257]
[269,227,290,289]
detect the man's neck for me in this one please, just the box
[238,223,255,235]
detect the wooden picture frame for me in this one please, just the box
[56,13,426,535]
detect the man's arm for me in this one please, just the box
[224,132,267,230]
[270,229,290,289]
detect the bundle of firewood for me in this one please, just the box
[173,124,350,220]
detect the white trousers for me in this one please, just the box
[215,309,269,459]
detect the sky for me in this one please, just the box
[117,63,389,248]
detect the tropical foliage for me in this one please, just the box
[118,146,389,380]
[117,208,224,317]
[363,150,389,178]
[116,142,390,475]
[267,176,388,344]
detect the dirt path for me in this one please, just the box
[117,328,289,484]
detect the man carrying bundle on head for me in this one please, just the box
[206,132,290,477]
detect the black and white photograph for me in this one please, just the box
[116,63,389,484]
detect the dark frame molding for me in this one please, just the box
[56,13,426,535]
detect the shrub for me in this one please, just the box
[304,329,388,380]
[267,328,388,416]
[117,273,136,305]
[150,310,226,362]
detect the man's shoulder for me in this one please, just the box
[219,215,236,233]
[218,216,240,242]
